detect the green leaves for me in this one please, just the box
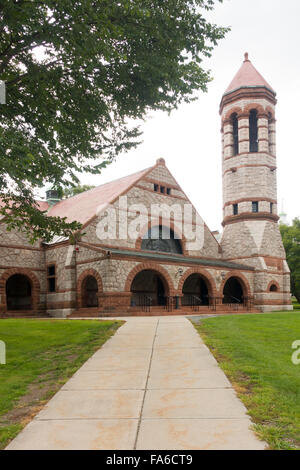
[0,0,228,241]
[280,219,300,302]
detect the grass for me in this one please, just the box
[0,318,122,449]
[192,311,300,450]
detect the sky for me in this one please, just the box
[53,0,300,232]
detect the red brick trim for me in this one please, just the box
[256,299,291,306]
[0,265,45,272]
[223,163,277,176]
[0,268,41,314]
[77,241,108,254]
[76,257,104,266]
[224,254,285,262]
[125,263,175,296]
[222,212,279,226]
[223,197,277,209]
[255,290,290,295]
[224,151,276,161]
[0,243,42,252]
[220,87,277,113]
[76,268,103,309]
[223,107,243,122]
[177,268,217,297]
[219,271,251,297]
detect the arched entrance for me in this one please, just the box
[130,270,167,307]
[6,274,32,311]
[82,275,99,308]
[182,274,210,306]
[223,277,244,304]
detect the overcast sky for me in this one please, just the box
[59,0,300,231]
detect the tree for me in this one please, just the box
[0,0,228,242]
[280,218,300,303]
[62,184,95,198]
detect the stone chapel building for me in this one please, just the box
[0,54,292,317]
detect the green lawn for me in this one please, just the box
[193,312,300,450]
[0,319,122,449]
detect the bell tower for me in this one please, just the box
[220,53,292,311]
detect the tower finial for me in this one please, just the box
[244,52,249,62]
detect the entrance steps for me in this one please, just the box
[68,305,260,318]
[68,308,100,318]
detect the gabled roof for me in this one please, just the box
[0,198,49,221]
[47,165,153,225]
[224,53,275,96]
[35,200,49,211]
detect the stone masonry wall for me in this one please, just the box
[82,163,221,259]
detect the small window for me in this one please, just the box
[47,265,56,293]
[249,109,258,153]
[268,112,273,153]
[166,188,171,195]
[252,201,259,213]
[231,113,239,156]
[233,204,238,215]
[154,184,159,192]
[270,202,273,214]
[160,186,165,194]
[270,284,278,292]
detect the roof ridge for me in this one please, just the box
[46,162,157,226]
[60,165,154,204]
[224,53,275,96]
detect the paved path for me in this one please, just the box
[7,316,265,450]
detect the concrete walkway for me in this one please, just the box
[7,316,265,450]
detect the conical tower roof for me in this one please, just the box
[223,53,275,96]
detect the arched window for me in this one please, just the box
[223,277,244,304]
[182,274,210,306]
[268,112,273,153]
[269,284,278,292]
[231,113,239,156]
[141,225,182,254]
[6,274,32,310]
[130,270,167,306]
[82,275,98,308]
[249,109,258,152]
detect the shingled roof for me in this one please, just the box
[0,198,49,219]
[47,165,153,226]
[224,53,275,95]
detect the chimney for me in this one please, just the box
[46,189,61,207]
